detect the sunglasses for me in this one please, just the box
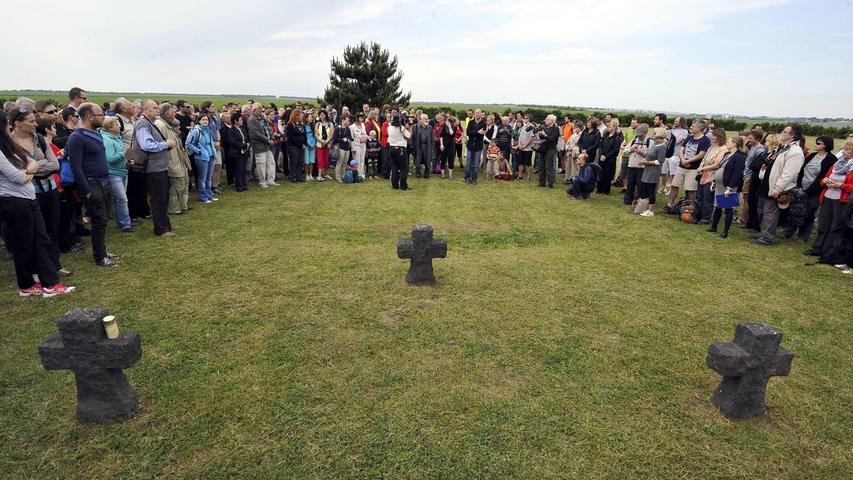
[44,109,58,114]
[816,141,824,145]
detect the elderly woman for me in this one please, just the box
[696,129,728,222]
[806,140,853,263]
[99,116,132,231]
[707,137,747,237]
[349,113,368,180]
[623,123,650,206]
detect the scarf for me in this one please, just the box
[832,156,853,175]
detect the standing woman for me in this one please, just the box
[303,112,317,181]
[333,116,353,182]
[222,112,250,192]
[696,129,727,223]
[788,136,836,242]
[185,115,217,203]
[481,114,499,179]
[0,111,75,297]
[285,109,307,183]
[350,113,368,180]
[9,108,67,275]
[53,107,78,149]
[597,118,623,194]
[577,118,601,166]
[636,127,667,216]
[708,137,747,238]
[451,116,464,180]
[806,140,853,258]
[99,116,132,231]
[315,110,333,181]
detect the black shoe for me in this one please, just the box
[753,238,775,246]
[803,250,818,256]
[719,232,729,239]
[121,227,133,233]
[68,242,85,253]
[96,257,118,268]
[471,180,477,185]
[548,184,554,188]
[538,184,546,188]
[707,227,717,233]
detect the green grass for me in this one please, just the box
[0,176,850,479]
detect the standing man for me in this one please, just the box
[412,114,434,178]
[135,100,177,238]
[755,125,805,246]
[155,103,192,215]
[465,109,486,185]
[387,113,412,191]
[174,100,193,143]
[65,103,118,267]
[247,103,276,188]
[536,114,561,188]
[667,120,710,208]
[67,87,87,112]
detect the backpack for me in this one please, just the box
[675,199,699,224]
[664,130,678,158]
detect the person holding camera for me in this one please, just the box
[536,115,561,188]
[388,113,412,191]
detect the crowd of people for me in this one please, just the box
[1,88,852,297]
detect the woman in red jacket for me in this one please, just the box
[806,140,853,267]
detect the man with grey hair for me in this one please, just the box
[247,103,276,187]
[134,99,177,237]
[536,114,561,188]
[412,113,434,178]
[155,103,192,215]
[112,98,135,146]
[667,120,710,206]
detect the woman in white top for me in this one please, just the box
[349,113,368,180]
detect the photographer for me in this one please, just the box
[536,115,561,188]
[388,112,412,191]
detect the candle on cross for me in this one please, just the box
[38,308,142,423]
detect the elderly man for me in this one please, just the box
[134,100,177,237]
[412,114,435,178]
[112,98,135,145]
[155,103,192,215]
[247,103,276,188]
[536,114,561,188]
[755,125,805,246]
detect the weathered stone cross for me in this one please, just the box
[38,308,142,423]
[397,224,447,285]
[706,322,793,418]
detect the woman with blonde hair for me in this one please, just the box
[707,136,747,237]
[696,129,728,222]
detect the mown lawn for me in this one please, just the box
[0,176,850,479]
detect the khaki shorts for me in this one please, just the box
[214,149,223,166]
[672,166,698,191]
[662,157,680,175]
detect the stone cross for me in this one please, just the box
[38,308,142,423]
[706,322,793,418]
[397,224,447,285]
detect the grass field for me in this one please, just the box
[0,175,850,479]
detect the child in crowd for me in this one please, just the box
[365,131,381,178]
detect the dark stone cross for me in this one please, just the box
[706,322,793,419]
[397,224,447,285]
[38,308,142,423]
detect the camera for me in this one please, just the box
[391,112,407,127]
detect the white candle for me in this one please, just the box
[103,315,120,339]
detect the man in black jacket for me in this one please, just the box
[465,109,486,184]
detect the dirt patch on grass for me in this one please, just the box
[380,307,410,326]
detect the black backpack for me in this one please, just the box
[664,130,677,158]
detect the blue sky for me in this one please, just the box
[4,0,852,118]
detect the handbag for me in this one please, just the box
[126,124,147,173]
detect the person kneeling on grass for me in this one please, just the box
[568,153,600,199]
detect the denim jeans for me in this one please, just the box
[195,158,214,200]
[465,149,482,181]
[108,175,131,229]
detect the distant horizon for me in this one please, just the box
[2,88,850,125]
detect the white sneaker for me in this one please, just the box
[640,210,655,217]
[308,175,314,181]
[268,181,280,186]
[316,176,325,182]
[834,264,847,269]
[324,175,332,180]
[842,266,853,274]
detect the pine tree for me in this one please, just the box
[321,42,411,109]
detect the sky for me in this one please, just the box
[4,0,852,118]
